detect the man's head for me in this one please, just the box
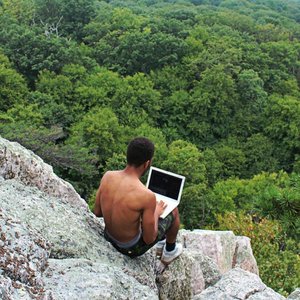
[126,137,154,172]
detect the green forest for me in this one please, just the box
[0,0,299,295]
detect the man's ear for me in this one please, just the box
[144,160,151,169]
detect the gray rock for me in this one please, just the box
[178,229,259,277]
[189,250,221,289]
[0,275,30,300]
[43,258,158,300]
[248,287,287,300]
[0,208,54,299]
[157,251,193,300]
[0,178,108,260]
[0,137,86,210]
[288,288,300,300]
[0,275,15,300]
[0,208,50,288]
[180,229,237,274]
[0,179,158,292]
[233,236,259,275]
[195,268,285,300]
[156,249,221,299]
[0,275,54,300]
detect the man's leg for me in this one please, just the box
[165,207,180,244]
[160,207,183,264]
[156,208,179,256]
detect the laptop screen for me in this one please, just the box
[148,169,183,200]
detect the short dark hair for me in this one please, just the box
[126,137,154,167]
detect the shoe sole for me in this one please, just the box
[161,252,182,265]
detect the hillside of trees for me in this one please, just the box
[0,0,299,295]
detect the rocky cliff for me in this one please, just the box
[0,137,297,300]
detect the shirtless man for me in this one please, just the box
[94,137,182,263]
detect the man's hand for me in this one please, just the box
[156,200,167,216]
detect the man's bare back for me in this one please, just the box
[94,170,165,244]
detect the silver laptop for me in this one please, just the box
[146,167,185,219]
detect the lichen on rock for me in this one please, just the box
[0,208,52,299]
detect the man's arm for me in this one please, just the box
[142,195,166,245]
[94,187,103,217]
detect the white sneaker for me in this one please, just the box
[161,243,183,265]
[156,239,166,258]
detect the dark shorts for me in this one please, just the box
[104,212,175,258]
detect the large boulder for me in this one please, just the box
[156,250,221,299]
[179,229,259,275]
[0,178,158,295]
[0,137,290,299]
[194,268,285,300]
[287,288,300,300]
[233,236,259,275]
[0,137,86,210]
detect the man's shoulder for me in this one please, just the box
[102,170,120,180]
[137,185,156,206]
[104,170,120,176]
[99,171,118,190]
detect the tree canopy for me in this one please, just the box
[1,0,300,295]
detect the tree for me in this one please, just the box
[0,54,28,111]
[118,73,161,123]
[83,7,146,45]
[34,0,97,40]
[94,29,189,75]
[215,10,256,34]
[264,94,300,170]
[205,171,300,240]
[111,73,161,127]
[28,91,74,128]
[186,29,244,79]
[249,172,300,240]
[0,22,96,82]
[2,0,35,24]
[180,183,209,229]
[188,64,238,145]
[66,107,126,164]
[204,179,239,223]
[61,64,87,83]
[161,140,207,185]
[36,70,74,103]
[158,90,192,141]
[242,134,278,177]
[73,68,121,112]
[150,66,188,97]
[213,144,246,180]
[260,41,300,92]
[5,103,43,125]
[234,69,267,137]
[202,149,223,187]
[0,118,97,196]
